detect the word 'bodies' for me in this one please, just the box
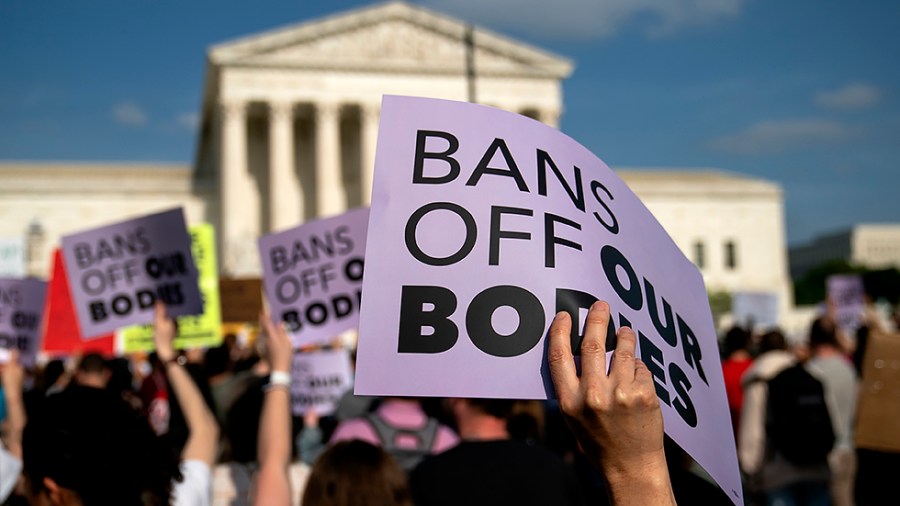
[122,223,222,352]
[0,277,47,367]
[61,208,203,338]
[291,348,353,416]
[354,96,742,505]
[258,207,368,348]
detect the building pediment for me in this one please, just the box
[209,1,573,78]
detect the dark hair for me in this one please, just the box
[77,352,108,374]
[204,344,232,377]
[303,440,412,506]
[23,385,178,505]
[809,317,839,349]
[722,326,751,357]
[758,330,787,354]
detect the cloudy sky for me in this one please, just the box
[1,0,897,245]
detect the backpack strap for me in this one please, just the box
[366,413,441,452]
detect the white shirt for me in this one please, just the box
[0,439,22,503]
[173,459,212,506]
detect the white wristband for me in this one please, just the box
[269,370,291,388]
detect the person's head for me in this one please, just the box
[722,326,751,358]
[74,353,110,389]
[23,386,178,505]
[302,440,412,506]
[204,344,232,380]
[808,317,840,351]
[757,330,787,355]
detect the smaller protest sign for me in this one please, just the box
[41,250,115,356]
[219,278,263,323]
[0,238,25,277]
[731,291,779,330]
[291,348,353,416]
[827,274,865,335]
[60,208,203,338]
[121,224,222,352]
[855,329,900,452]
[258,207,369,347]
[0,277,47,367]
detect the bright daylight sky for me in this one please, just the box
[1,0,898,246]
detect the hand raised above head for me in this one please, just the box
[548,300,675,505]
[259,312,294,374]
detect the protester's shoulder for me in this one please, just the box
[743,351,795,384]
[173,460,212,506]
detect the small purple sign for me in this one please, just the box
[258,208,368,348]
[827,274,865,335]
[291,348,354,416]
[355,96,742,505]
[60,208,203,338]
[0,278,47,367]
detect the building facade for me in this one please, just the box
[790,224,900,278]
[0,2,793,323]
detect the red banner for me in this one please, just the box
[42,249,115,356]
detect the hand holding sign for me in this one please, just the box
[152,302,177,363]
[549,301,675,506]
[260,313,294,375]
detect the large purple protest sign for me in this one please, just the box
[355,95,741,504]
[60,208,203,338]
[0,278,47,367]
[258,208,368,348]
[827,274,865,335]
[291,348,354,416]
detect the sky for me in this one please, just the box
[1,0,898,246]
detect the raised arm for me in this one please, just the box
[0,351,26,460]
[153,302,219,467]
[253,313,293,506]
[547,301,676,506]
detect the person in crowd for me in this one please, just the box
[329,396,459,471]
[739,329,831,505]
[72,352,110,389]
[1,351,25,503]
[807,317,858,506]
[547,301,676,506]
[302,440,413,506]
[153,302,220,505]
[721,326,754,438]
[410,397,584,506]
[251,313,296,506]
[21,362,179,504]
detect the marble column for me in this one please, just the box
[219,100,247,274]
[360,103,380,205]
[540,108,561,128]
[268,101,302,231]
[315,101,345,217]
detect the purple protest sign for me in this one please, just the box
[258,208,368,348]
[827,274,865,335]
[60,208,203,338]
[291,348,354,416]
[0,278,47,367]
[355,95,742,504]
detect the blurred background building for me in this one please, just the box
[790,224,900,278]
[0,1,795,328]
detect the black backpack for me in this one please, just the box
[765,364,835,466]
[366,413,440,471]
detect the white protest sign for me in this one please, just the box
[731,291,780,330]
[291,348,353,416]
[0,277,47,367]
[60,208,203,338]
[258,208,368,348]
[0,238,26,277]
[827,274,865,335]
[355,96,741,504]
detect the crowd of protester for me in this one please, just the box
[1,298,898,505]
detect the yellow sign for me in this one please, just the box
[122,223,222,352]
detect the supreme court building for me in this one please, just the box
[0,1,794,323]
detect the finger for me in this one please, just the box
[580,301,610,387]
[154,300,167,325]
[547,311,578,404]
[609,326,637,383]
[634,357,652,385]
